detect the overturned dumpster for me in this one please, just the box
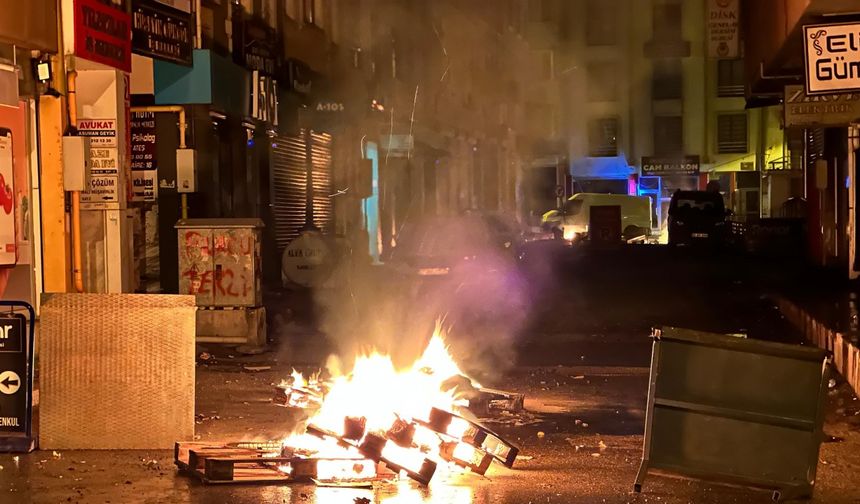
[635,327,828,502]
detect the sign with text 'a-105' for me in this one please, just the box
[804,22,860,95]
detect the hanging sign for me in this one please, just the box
[707,0,739,58]
[132,0,193,65]
[74,0,132,72]
[804,22,860,95]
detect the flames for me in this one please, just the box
[280,324,490,480]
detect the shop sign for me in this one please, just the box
[784,85,860,127]
[130,111,157,170]
[74,0,132,72]
[804,22,860,95]
[0,130,16,266]
[707,0,739,58]
[241,17,278,76]
[131,170,157,202]
[250,71,278,126]
[132,0,193,65]
[282,231,331,288]
[77,118,120,205]
[642,155,700,176]
[0,315,26,435]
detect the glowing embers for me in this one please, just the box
[273,369,329,409]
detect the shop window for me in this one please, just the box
[587,62,618,102]
[717,113,748,154]
[653,116,683,155]
[717,59,744,97]
[586,0,617,46]
[652,59,682,100]
[588,117,619,157]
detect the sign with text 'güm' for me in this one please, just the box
[804,22,860,95]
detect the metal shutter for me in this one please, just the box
[270,130,334,253]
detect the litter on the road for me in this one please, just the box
[243,366,272,372]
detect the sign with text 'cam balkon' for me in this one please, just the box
[804,22,860,95]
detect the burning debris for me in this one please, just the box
[178,327,523,487]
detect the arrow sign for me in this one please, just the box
[0,370,21,395]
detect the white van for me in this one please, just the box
[541,193,653,241]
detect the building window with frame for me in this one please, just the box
[652,3,682,41]
[586,0,617,46]
[587,62,618,102]
[717,113,748,154]
[588,117,619,157]
[652,59,682,100]
[717,59,745,97]
[302,0,315,24]
[653,116,683,155]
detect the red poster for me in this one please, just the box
[74,0,132,72]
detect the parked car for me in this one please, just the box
[667,190,729,246]
[388,212,523,278]
[541,193,652,241]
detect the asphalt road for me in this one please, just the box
[2,244,860,503]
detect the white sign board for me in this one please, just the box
[281,231,331,287]
[804,23,860,95]
[131,170,157,202]
[80,175,119,204]
[0,131,16,266]
[77,118,121,206]
[707,0,739,58]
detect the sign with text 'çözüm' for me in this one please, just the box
[804,22,860,95]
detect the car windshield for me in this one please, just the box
[563,199,585,215]
[672,194,724,215]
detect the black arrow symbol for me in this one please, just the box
[1,376,19,388]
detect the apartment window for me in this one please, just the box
[717,59,745,97]
[586,0,617,46]
[588,117,619,157]
[717,113,748,154]
[528,0,550,22]
[652,59,682,100]
[653,116,683,155]
[534,50,554,80]
[302,0,314,24]
[653,3,682,41]
[286,0,301,20]
[587,62,618,102]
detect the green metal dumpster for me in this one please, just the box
[635,327,829,501]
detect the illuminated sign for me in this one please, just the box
[804,22,860,95]
[641,155,700,176]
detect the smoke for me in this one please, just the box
[310,213,531,384]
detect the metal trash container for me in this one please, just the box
[635,327,828,501]
[175,219,265,347]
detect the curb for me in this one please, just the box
[776,298,860,398]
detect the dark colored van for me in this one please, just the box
[667,190,729,246]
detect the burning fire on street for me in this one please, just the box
[176,324,522,488]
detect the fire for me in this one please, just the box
[280,324,483,477]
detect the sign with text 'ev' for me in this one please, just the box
[804,22,860,95]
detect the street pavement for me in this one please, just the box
[2,244,860,503]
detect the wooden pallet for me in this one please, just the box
[175,441,384,485]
